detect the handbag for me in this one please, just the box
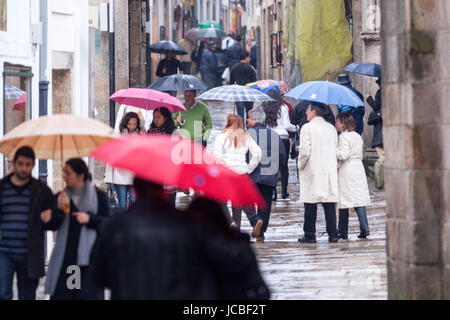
[221,67,230,82]
[290,132,299,160]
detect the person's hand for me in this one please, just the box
[40,209,52,224]
[162,68,166,74]
[57,190,70,212]
[73,212,90,224]
[140,128,147,135]
[177,114,182,123]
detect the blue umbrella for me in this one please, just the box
[344,62,381,77]
[248,84,281,95]
[285,81,365,107]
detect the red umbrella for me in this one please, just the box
[13,93,26,111]
[109,88,186,112]
[91,134,265,208]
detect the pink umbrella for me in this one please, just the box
[109,88,186,112]
[13,93,26,111]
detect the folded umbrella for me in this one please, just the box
[91,134,265,208]
[149,40,187,55]
[147,74,208,92]
[110,88,186,113]
[284,81,365,107]
[344,62,381,77]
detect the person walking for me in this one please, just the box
[0,146,58,300]
[337,74,365,135]
[297,102,339,243]
[172,90,212,147]
[262,89,299,200]
[226,35,246,70]
[335,113,371,239]
[156,50,183,78]
[199,41,219,90]
[221,32,235,51]
[230,50,257,126]
[244,106,286,242]
[213,115,263,237]
[90,178,270,299]
[249,39,257,70]
[105,112,142,210]
[45,158,110,300]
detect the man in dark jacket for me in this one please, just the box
[0,146,60,300]
[200,41,219,90]
[230,50,257,127]
[337,74,365,135]
[90,178,269,299]
[367,77,383,149]
[155,50,183,78]
[244,105,286,242]
[226,35,246,70]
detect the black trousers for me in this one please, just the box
[303,203,338,239]
[280,138,290,194]
[243,184,274,236]
[338,207,369,236]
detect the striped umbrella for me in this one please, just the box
[4,85,26,99]
[196,84,275,103]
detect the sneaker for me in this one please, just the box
[252,219,263,238]
[297,237,317,244]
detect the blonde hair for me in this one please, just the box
[222,115,249,148]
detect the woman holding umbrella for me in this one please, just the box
[45,158,110,300]
[213,115,264,238]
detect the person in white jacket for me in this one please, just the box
[298,102,339,243]
[335,112,370,239]
[213,114,264,238]
[262,89,299,200]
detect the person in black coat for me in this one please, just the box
[45,158,110,300]
[244,105,286,241]
[156,50,183,78]
[367,77,383,149]
[90,178,269,300]
[337,74,365,135]
[226,35,246,70]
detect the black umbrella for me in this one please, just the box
[149,40,187,55]
[147,74,208,91]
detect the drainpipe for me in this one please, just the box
[109,0,116,127]
[39,0,49,184]
[146,0,152,86]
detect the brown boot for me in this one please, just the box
[252,219,263,238]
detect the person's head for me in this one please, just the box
[240,50,250,63]
[63,158,92,188]
[133,177,166,201]
[247,105,266,128]
[229,32,235,39]
[306,101,328,122]
[12,146,35,181]
[119,112,141,134]
[150,107,176,133]
[208,41,217,51]
[235,35,242,42]
[166,50,175,59]
[184,90,197,107]
[262,88,283,128]
[223,114,248,148]
[336,112,356,132]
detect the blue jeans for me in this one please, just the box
[112,184,135,210]
[0,252,40,300]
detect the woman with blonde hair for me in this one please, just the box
[336,112,371,239]
[213,115,264,238]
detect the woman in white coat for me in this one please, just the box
[335,113,371,239]
[213,114,264,238]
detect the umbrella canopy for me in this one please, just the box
[13,93,27,111]
[184,27,204,42]
[196,27,227,39]
[246,80,291,95]
[196,84,275,103]
[197,21,223,30]
[4,85,26,99]
[344,62,381,77]
[0,114,117,159]
[147,74,208,92]
[149,40,187,55]
[91,134,265,207]
[284,81,365,107]
[110,88,186,112]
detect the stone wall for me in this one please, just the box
[382,0,450,299]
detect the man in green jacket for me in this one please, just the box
[173,90,212,147]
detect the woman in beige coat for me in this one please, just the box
[335,113,371,239]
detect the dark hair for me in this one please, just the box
[235,35,242,42]
[149,107,176,134]
[309,101,328,118]
[133,177,164,200]
[119,112,141,133]
[65,158,92,182]
[336,112,356,132]
[239,50,250,61]
[13,146,35,163]
[262,89,283,128]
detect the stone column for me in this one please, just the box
[382,0,450,299]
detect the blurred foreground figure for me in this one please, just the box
[90,179,270,300]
